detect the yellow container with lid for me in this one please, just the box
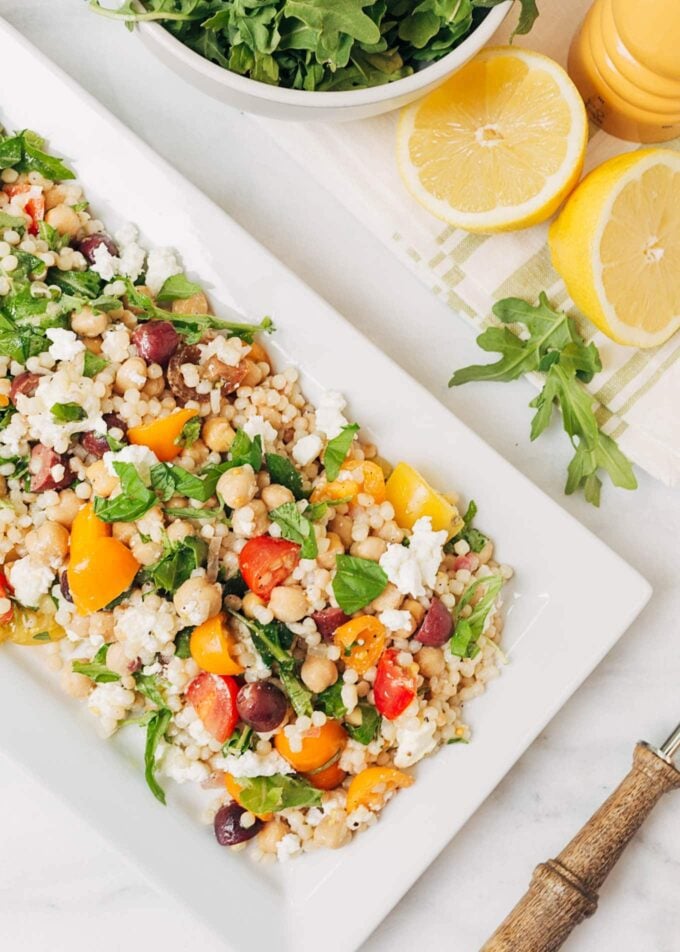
[568,0,680,142]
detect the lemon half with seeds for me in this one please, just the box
[397,47,588,233]
[549,149,680,349]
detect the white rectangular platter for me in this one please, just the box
[0,19,651,952]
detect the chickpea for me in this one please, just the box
[142,376,165,398]
[260,483,294,511]
[216,464,257,509]
[71,306,108,338]
[60,669,92,699]
[370,582,403,613]
[131,538,164,566]
[115,357,147,394]
[173,576,223,626]
[403,597,426,626]
[45,203,81,237]
[112,521,136,544]
[269,585,309,623]
[301,655,338,694]
[329,513,353,549]
[350,536,387,562]
[257,819,288,855]
[242,591,265,619]
[317,531,344,571]
[202,417,236,453]
[24,521,69,567]
[416,646,446,679]
[313,814,351,850]
[44,184,68,210]
[171,291,209,315]
[166,519,193,543]
[46,489,81,528]
[86,459,118,497]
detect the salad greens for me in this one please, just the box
[268,501,318,558]
[449,294,637,507]
[236,773,321,814]
[0,129,74,180]
[445,499,487,554]
[323,422,359,481]
[72,644,121,683]
[89,0,538,92]
[332,554,387,614]
[142,535,208,595]
[144,708,172,804]
[265,452,307,500]
[449,574,502,658]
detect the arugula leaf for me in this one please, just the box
[38,221,70,251]
[0,130,74,179]
[144,709,172,805]
[221,725,255,757]
[474,0,539,39]
[174,414,201,448]
[164,505,229,521]
[323,423,360,481]
[315,681,347,718]
[332,554,388,614]
[449,575,503,658]
[346,703,381,745]
[156,273,202,302]
[449,294,636,506]
[265,452,306,499]
[51,402,86,423]
[269,501,317,559]
[236,773,322,815]
[142,536,207,595]
[446,499,488,554]
[174,627,193,659]
[82,350,109,378]
[93,461,156,522]
[0,211,27,231]
[72,644,120,683]
[134,672,168,708]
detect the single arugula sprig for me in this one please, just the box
[449,575,503,659]
[72,644,120,683]
[445,499,488,555]
[449,294,637,507]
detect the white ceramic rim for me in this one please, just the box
[139,1,512,109]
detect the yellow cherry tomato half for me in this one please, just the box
[68,501,111,566]
[385,462,463,536]
[190,613,244,675]
[310,478,360,506]
[346,766,414,814]
[333,615,386,676]
[128,408,199,462]
[342,459,387,503]
[2,594,67,646]
[68,537,140,614]
[274,719,347,774]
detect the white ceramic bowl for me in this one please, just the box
[139,2,512,122]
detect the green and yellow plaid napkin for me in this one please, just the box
[260,0,680,487]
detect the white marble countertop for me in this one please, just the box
[1,2,679,950]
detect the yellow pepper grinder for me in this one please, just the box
[568,0,680,142]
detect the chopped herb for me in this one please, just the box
[0,129,75,180]
[174,627,193,659]
[323,423,359,481]
[236,774,321,815]
[446,500,488,555]
[163,506,229,522]
[315,681,346,718]
[174,414,201,448]
[346,703,381,745]
[269,501,317,559]
[93,461,156,522]
[449,575,504,659]
[82,350,109,378]
[332,554,388,614]
[0,210,26,231]
[72,644,120,683]
[105,432,126,452]
[47,267,102,299]
[134,672,168,708]
[142,535,207,595]
[156,273,202,302]
[38,220,70,251]
[229,429,262,471]
[51,402,86,423]
[144,708,172,804]
[265,452,306,500]
[447,736,470,745]
[221,725,255,757]
[31,631,52,642]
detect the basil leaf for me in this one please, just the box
[156,273,202,302]
[142,536,207,595]
[174,415,201,448]
[149,463,176,502]
[332,554,387,614]
[0,135,23,167]
[72,644,120,683]
[269,501,317,559]
[229,430,262,470]
[315,681,346,718]
[323,423,359,481]
[82,350,109,378]
[265,452,306,500]
[236,774,322,815]
[346,703,381,745]
[174,627,193,660]
[51,402,86,423]
[93,461,156,522]
[221,571,247,597]
[22,139,75,180]
[106,433,126,452]
[144,709,172,805]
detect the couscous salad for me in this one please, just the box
[0,130,512,861]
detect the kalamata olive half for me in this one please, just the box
[28,444,74,492]
[131,321,179,366]
[214,802,262,846]
[80,431,109,458]
[311,607,350,642]
[59,570,73,603]
[236,681,288,733]
[75,233,118,265]
[9,371,40,406]
[415,597,452,647]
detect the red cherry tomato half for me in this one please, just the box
[4,183,46,235]
[0,569,14,625]
[186,672,239,743]
[239,536,301,600]
[374,648,418,721]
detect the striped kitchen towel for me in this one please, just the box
[258,0,680,487]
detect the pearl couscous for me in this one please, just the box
[0,130,512,861]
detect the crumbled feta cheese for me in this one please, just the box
[292,433,323,467]
[45,328,85,362]
[243,414,277,447]
[113,600,179,664]
[114,222,139,247]
[379,517,447,597]
[103,444,160,486]
[118,241,146,282]
[214,749,294,778]
[161,745,211,784]
[315,390,349,439]
[379,609,413,632]
[0,411,28,457]
[87,682,136,737]
[20,365,105,453]
[7,556,54,607]
[145,247,182,294]
[91,242,120,281]
[393,715,437,768]
[101,326,131,363]
[340,682,358,715]
[199,335,250,367]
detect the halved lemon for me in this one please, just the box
[549,149,680,349]
[397,47,588,233]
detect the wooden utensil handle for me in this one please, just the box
[482,743,680,952]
